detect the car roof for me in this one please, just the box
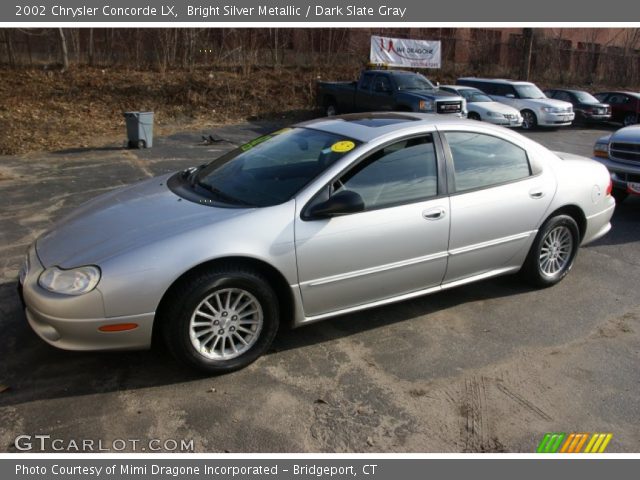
[441,85,478,91]
[458,77,534,86]
[546,88,591,95]
[363,70,417,75]
[596,91,640,98]
[295,112,485,142]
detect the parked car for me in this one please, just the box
[457,77,575,130]
[20,113,614,373]
[593,124,640,202]
[317,70,466,117]
[440,85,522,127]
[594,91,640,126]
[544,88,611,125]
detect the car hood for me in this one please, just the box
[521,98,573,109]
[610,125,640,142]
[406,90,462,101]
[576,102,609,109]
[472,102,520,114]
[36,174,249,268]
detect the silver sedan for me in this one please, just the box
[19,113,615,373]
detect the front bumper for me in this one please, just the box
[483,115,523,127]
[583,114,612,122]
[538,111,575,127]
[592,156,640,190]
[20,245,154,351]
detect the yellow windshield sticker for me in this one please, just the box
[331,140,356,153]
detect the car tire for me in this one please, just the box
[521,214,580,288]
[468,112,481,121]
[623,113,637,127]
[160,266,279,374]
[521,110,537,130]
[612,189,628,204]
[326,103,338,117]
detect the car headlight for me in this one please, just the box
[38,266,101,295]
[419,100,434,111]
[541,107,556,113]
[593,142,609,159]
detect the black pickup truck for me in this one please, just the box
[317,70,466,117]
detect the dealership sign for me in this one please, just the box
[370,35,441,68]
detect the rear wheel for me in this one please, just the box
[522,215,579,287]
[521,110,538,130]
[160,266,279,374]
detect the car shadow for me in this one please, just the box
[0,274,533,408]
[588,196,640,248]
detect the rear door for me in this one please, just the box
[439,127,555,283]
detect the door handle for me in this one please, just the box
[422,207,446,220]
[529,189,545,199]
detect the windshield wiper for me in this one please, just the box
[195,181,255,207]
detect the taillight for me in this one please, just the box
[606,178,613,197]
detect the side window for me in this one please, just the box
[555,91,572,102]
[373,75,392,93]
[444,132,531,192]
[594,93,609,102]
[360,73,374,91]
[608,94,628,105]
[481,83,496,95]
[494,84,513,96]
[334,136,438,210]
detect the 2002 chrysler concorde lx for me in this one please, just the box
[19,113,615,373]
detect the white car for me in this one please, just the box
[440,85,522,127]
[457,78,575,130]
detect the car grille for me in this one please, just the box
[610,142,640,163]
[436,101,462,114]
[503,113,517,119]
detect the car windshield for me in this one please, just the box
[574,91,600,103]
[460,90,493,103]
[194,128,361,207]
[395,74,435,91]
[514,84,546,99]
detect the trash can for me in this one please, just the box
[124,111,154,148]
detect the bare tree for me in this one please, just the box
[57,28,69,70]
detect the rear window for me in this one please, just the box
[444,132,531,192]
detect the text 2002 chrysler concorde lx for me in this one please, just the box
[19,113,615,373]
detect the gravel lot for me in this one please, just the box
[0,122,638,453]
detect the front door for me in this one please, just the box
[294,134,450,318]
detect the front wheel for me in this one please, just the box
[468,112,481,121]
[521,110,538,130]
[521,215,580,288]
[160,266,279,374]
[326,103,338,117]
[623,113,637,127]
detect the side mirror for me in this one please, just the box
[505,93,516,99]
[308,190,365,219]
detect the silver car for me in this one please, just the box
[19,113,615,373]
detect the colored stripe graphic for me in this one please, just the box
[538,433,612,453]
[536,433,565,453]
